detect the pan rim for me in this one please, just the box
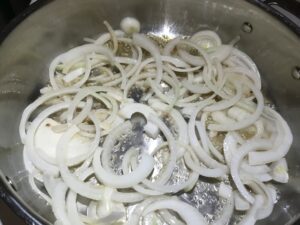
[0,0,298,224]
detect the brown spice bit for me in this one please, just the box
[239,125,256,140]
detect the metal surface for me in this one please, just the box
[0,0,299,224]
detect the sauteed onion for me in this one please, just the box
[20,17,292,225]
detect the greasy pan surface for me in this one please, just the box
[0,0,299,224]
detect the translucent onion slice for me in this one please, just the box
[212,194,234,225]
[93,147,154,188]
[56,126,104,200]
[66,191,85,225]
[133,33,163,84]
[52,181,71,225]
[188,101,228,172]
[238,195,264,225]
[230,139,272,204]
[208,81,264,131]
[248,107,293,165]
[143,198,207,225]
[148,114,178,185]
[19,87,79,142]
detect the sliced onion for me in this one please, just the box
[188,102,228,172]
[126,198,155,225]
[190,30,221,49]
[184,150,225,178]
[26,102,71,175]
[93,147,154,188]
[230,139,272,204]
[52,181,71,225]
[234,191,250,211]
[120,17,141,34]
[203,79,242,112]
[65,86,115,122]
[208,81,264,131]
[238,195,264,225]
[248,107,293,165]
[196,113,225,162]
[66,191,85,225]
[148,114,178,185]
[212,194,234,225]
[243,177,274,220]
[143,198,207,225]
[50,45,114,89]
[133,33,163,83]
[103,21,118,53]
[270,158,289,183]
[19,87,79,142]
[224,67,261,90]
[159,209,185,225]
[95,31,124,45]
[182,80,211,94]
[56,126,104,200]
[219,182,232,199]
[20,18,293,225]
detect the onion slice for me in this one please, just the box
[143,198,207,225]
[93,147,154,188]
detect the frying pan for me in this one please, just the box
[0,0,299,224]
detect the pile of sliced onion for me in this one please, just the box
[20,17,293,225]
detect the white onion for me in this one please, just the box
[19,87,79,142]
[103,21,118,53]
[208,81,264,131]
[148,114,178,185]
[66,191,85,225]
[270,158,289,183]
[126,198,155,225]
[188,102,228,172]
[63,68,85,83]
[203,80,242,112]
[196,113,225,162]
[184,150,226,178]
[159,210,185,225]
[143,198,207,225]
[238,195,264,225]
[219,182,232,199]
[230,139,272,204]
[243,178,274,220]
[56,126,104,200]
[248,107,293,165]
[190,30,221,49]
[20,17,293,225]
[52,181,71,225]
[234,191,250,211]
[133,33,163,83]
[93,147,154,188]
[120,17,141,34]
[212,194,234,225]
[25,102,71,175]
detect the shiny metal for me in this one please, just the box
[0,0,299,224]
[4,176,17,192]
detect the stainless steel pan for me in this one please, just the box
[0,0,299,224]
